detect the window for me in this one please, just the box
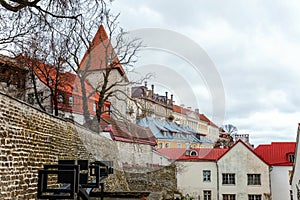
[27,93,34,104]
[190,150,198,156]
[223,194,236,200]
[203,170,211,182]
[165,143,170,148]
[38,92,44,103]
[68,96,73,105]
[158,143,163,148]
[105,104,110,114]
[58,94,64,103]
[289,154,295,163]
[222,173,235,184]
[247,174,261,185]
[203,190,211,200]
[177,143,181,148]
[93,102,97,112]
[248,195,261,200]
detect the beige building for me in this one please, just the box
[218,141,271,200]
[173,105,220,144]
[131,83,173,120]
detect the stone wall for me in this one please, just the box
[124,165,177,200]
[0,92,175,199]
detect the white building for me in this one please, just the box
[291,124,300,200]
[255,142,295,200]
[157,140,271,200]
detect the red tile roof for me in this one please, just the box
[156,148,228,161]
[79,25,125,76]
[173,105,193,115]
[199,114,218,128]
[254,142,296,166]
[28,58,99,100]
[100,117,156,146]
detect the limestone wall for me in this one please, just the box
[0,92,175,199]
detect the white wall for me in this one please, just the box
[291,126,300,199]
[176,161,218,199]
[271,166,292,200]
[218,142,270,199]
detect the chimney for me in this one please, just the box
[171,94,173,105]
[151,84,154,98]
[195,108,199,113]
[165,92,168,104]
[144,81,147,88]
[185,143,191,156]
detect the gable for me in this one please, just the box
[218,141,269,168]
[79,25,125,76]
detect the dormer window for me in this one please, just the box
[288,154,295,163]
[190,150,198,156]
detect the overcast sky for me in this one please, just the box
[111,0,300,146]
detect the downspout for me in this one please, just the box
[217,161,219,200]
[269,166,272,200]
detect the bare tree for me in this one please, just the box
[66,10,151,128]
[4,1,149,128]
[19,30,72,116]
[222,124,238,136]
[0,0,106,49]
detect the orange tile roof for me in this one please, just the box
[79,25,125,76]
[173,104,192,115]
[254,142,296,166]
[26,57,99,101]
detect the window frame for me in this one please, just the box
[203,170,211,182]
[222,194,236,200]
[68,96,73,106]
[203,190,211,200]
[222,173,235,185]
[27,93,34,104]
[248,194,262,200]
[247,174,261,185]
[165,143,170,148]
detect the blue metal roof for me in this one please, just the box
[137,117,213,144]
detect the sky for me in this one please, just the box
[110,0,300,146]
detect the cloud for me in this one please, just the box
[112,0,300,145]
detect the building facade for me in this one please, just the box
[255,142,295,200]
[158,140,271,200]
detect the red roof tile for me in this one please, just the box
[79,25,125,76]
[28,59,99,101]
[199,114,218,128]
[156,148,228,161]
[254,142,296,166]
[100,117,156,146]
[173,105,192,115]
